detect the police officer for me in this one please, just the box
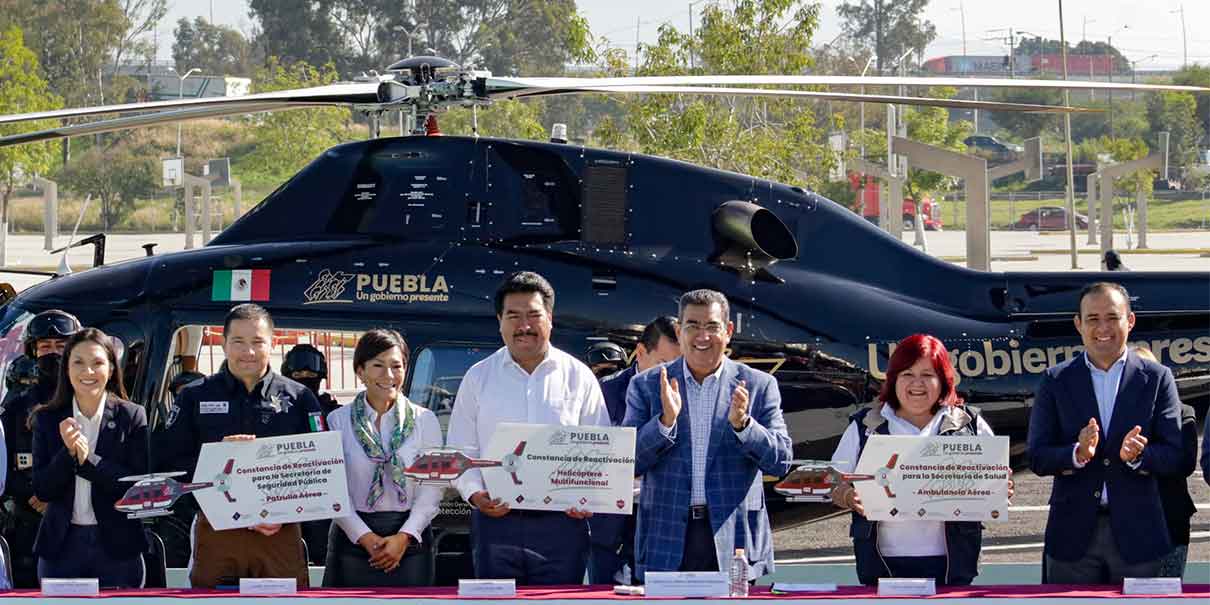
[281,343,338,565]
[154,304,323,588]
[0,310,81,588]
[1,356,38,409]
[282,344,339,417]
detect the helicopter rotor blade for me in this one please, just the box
[485,74,1210,97]
[0,102,326,148]
[0,82,379,127]
[517,85,1097,113]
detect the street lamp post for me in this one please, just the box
[175,67,199,157]
[1171,5,1187,67]
[858,55,876,159]
[1106,25,1128,136]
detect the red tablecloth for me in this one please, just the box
[0,585,1206,599]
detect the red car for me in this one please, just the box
[1013,206,1089,230]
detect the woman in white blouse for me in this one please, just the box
[322,329,444,587]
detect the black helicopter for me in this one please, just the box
[0,56,1207,575]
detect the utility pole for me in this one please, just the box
[1060,0,1079,269]
[634,17,641,75]
[1171,5,1188,67]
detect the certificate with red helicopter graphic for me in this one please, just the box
[481,423,636,515]
[854,435,1010,522]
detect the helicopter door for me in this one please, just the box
[406,345,494,434]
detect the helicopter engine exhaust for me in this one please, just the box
[710,201,798,280]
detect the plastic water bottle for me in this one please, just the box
[729,548,749,597]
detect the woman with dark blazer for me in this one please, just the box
[31,328,148,588]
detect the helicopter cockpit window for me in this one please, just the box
[407,345,493,433]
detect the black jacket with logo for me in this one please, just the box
[153,368,322,477]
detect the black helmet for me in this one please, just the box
[282,344,327,379]
[5,355,38,391]
[586,341,626,367]
[24,309,82,357]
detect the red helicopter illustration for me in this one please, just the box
[403,442,527,486]
[115,458,236,518]
[774,454,900,502]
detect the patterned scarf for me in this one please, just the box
[350,391,415,508]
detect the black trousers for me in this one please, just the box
[678,511,719,572]
[321,511,434,588]
[471,509,588,585]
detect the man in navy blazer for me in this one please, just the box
[1028,282,1183,584]
[624,290,792,582]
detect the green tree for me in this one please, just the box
[173,17,259,76]
[0,0,128,107]
[989,88,1063,139]
[249,0,348,73]
[0,26,62,266]
[1146,91,1205,175]
[238,58,355,185]
[438,100,547,140]
[1171,64,1210,144]
[597,0,832,189]
[836,0,936,74]
[59,145,157,230]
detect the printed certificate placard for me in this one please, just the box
[481,423,636,514]
[853,435,1010,522]
[193,431,351,530]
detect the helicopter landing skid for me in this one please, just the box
[125,508,174,519]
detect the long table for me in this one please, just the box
[1,585,1207,603]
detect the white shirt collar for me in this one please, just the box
[880,402,946,434]
[504,346,553,375]
[72,393,107,424]
[1083,348,1129,374]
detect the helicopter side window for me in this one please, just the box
[0,307,34,403]
[407,345,493,434]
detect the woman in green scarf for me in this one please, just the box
[322,330,444,587]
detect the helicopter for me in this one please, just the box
[404,441,527,486]
[773,460,875,503]
[0,55,1207,573]
[114,458,235,518]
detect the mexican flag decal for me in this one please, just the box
[212,269,271,302]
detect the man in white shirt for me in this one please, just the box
[446,271,609,584]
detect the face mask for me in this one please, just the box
[36,353,62,384]
[296,377,323,395]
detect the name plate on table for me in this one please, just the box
[855,435,1010,522]
[772,582,839,593]
[644,571,729,597]
[41,578,99,596]
[878,578,937,596]
[1124,577,1183,595]
[193,431,351,530]
[481,423,636,514]
[240,578,297,595]
[459,579,517,597]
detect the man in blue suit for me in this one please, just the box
[624,290,792,582]
[1028,282,1184,584]
[589,316,679,584]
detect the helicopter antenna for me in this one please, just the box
[56,193,91,276]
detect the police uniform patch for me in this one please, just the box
[165,403,180,427]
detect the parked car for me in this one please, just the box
[1013,206,1089,230]
[964,135,1021,162]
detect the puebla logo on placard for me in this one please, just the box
[303,268,450,305]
